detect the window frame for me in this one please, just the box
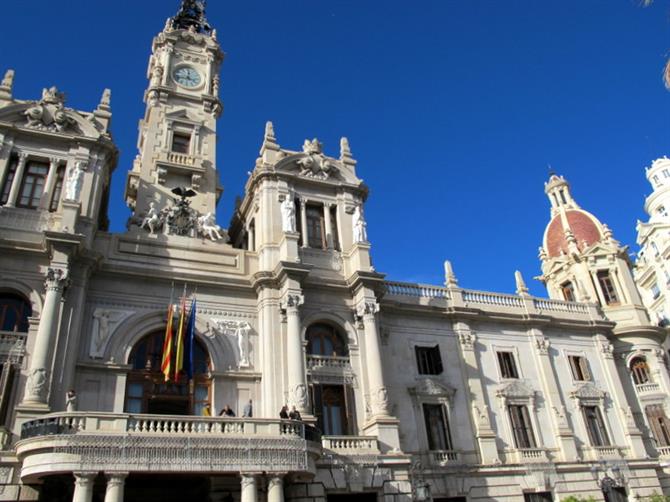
[415,345,443,376]
[496,350,520,380]
[508,404,537,449]
[629,357,651,385]
[561,281,576,302]
[16,160,49,209]
[305,204,326,249]
[422,402,454,451]
[582,404,611,447]
[568,355,591,382]
[171,131,192,154]
[0,156,18,205]
[0,293,32,333]
[596,270,619,306]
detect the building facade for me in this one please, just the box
[0,2,669,501]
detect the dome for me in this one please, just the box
[544,210,602,258]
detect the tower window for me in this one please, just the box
[415,345,443,375]
[171,132,191,154]
[306,205,326,249]
[423,403,453,451]
[17,161,49,209]
[561,281,576,302]
[568,355,591,381]
[559,189,567,204]
[508,405,536,448]
[497,351,519,379]
[596,270,619,305]
[582,405,610,447]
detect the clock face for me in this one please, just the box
[173,66,202,88]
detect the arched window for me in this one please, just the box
[125,330,211,416]
[0,293,32,332]
[306,323,347,357]
[630,357,651,385]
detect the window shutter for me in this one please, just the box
[521,405,536,448]
[415,347,423,374]
[344,385,356,435]
[568,356,579,380]
[433,346,443,375]
[311,384,323,432]
[579,357,591,381]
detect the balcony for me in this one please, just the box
[429,450,460,466]
[306,355,351,371]
[657,445,670,459]
[636,382,662,396]
[0,207,49,234]
[583,446,624,461]
[322,436,379,454]
[17,413,322,481]
[510,448,549,464]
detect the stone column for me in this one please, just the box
[247,223,255,251]
[0,143,13,193]
[267,476,284,502]
[240,474,258,502]
[357,301,390,417]
[323,203,333,249]
[6,152,27,207]
[40,157,61,209]
[283,294,308,413]
[103,473,127,502]
[299,198,308,248]
[23,267,68,404]
[72,472,96,502]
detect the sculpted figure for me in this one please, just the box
[141,202,161,234]
[238,323,251,367]
[151,64,164,87]
[197,212,223,241]
[280,197,296,233]
[65,389,77,412]
[353,205,368,243]
[64,162,85,201]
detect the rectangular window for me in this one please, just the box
[646,404,670,447]
[583,405,610,446]
[0,157,17,205]
[651,283,661,300]
[330,205,340,251]
[423,403,453,450]
[568,355,591,381]
[17,161,49,209]
[508,404,536,448]
[306,205,325,249]
[171,132,191,154]
[415,345,443,375]
[311,384,350,436]
[596,270,619,305]
[497,351,519,379]
[524,494,553,502]
[561,281,575,302]
[49,165,66,212]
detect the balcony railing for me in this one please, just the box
[657,445,670,458]
[430,450,460,466]
[166,152,198,166]
[306,355,351,371]
[0,207,49,233]
[17,413,322,479]
[583,446,623,461]
[385,281,450,299]
[322,436,379,453]
[636,382,662,395]
[511,448,549,464]
[463,290,524,308]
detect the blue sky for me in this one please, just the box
[2,1,669,296]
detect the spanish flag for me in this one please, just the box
[174,296,187,380]
[160,303,174,382]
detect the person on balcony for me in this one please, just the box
[242,399,252,418]
[65,390,77,412]
[279,405,289,419]
[289,406,302,421]
[219,405,235,417]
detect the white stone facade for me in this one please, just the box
[0,3,669,502]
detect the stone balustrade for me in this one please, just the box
[429,450,460,466]
[322,436,379,453]
[512,448,549,464]
[583,446,624,461]
[306,355,352,371]
[166,152,197,166]
[384,281,603,323]
[17,413,322,481]
[657,445,670,458]
[636,382,662,395]
[0,207,49,233]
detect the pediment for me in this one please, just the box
[496,380,534,399]
[165,109,196,123]
[409,377,456,399]
[0,102,102,138]
[570,382,605,401]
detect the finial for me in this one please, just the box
[0,69,14,101]
[259,120,280,155]
[171,0,212,34]
[444,260,459,287]
[547,163,556,177]
[340,137,352,160]
[515,270,529,297]
[98,89,111,110]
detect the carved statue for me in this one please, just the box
[90,309,132,359]
[280,197,297,233]
[141,202,162,234]
[150,64,164,87]
[197,212,224,241]
[64,162,85,201]
[238,323,251,367]
[353,205,368,243]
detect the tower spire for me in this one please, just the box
[171,0,212,34]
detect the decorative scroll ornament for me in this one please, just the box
[296,138,338,180]
[45,268,69,291]
[356,301,379,321]
[24,87,76,132]
[211,320,252,368]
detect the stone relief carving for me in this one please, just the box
[150,64,164,87]
[352,205,368,244]
[90,309,134,359]
[296,138,337,180]
[26,368,47,401]
[64,161,87,201]
[570,382,606,402]
[370,386,389,412]
[534,336,550,355]
[280,196,297,233]
[496,380,535,400]
[472,403,492,429]
[290,383,309,409]
[210,319,252,368]
[24,87,76,132]
[552,405,569,428]
[457,330,476,351]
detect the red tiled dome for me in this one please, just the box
[545,210,602,258]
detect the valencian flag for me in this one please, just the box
[183,297,196,380]
[160,303,174,382]
[174,295,187,381]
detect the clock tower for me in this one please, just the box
[125,0,224,230]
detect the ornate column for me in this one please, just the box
[267,476,284,502]
[103,473,127,502]
[323,203,333,249]
[6,152,27,207]
[282,294,308,413]
[357,301,390,417]
[240,474,258,502]
[299,198,308,248]
[72,472,96,502]
[23,267,68,404]
[40,157,61,209]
